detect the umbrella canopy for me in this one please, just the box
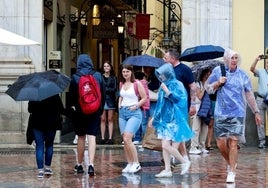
[179,45,225,62]
[0,28,39,45]
[191,60,224,81]
[5,70,70,101]
[122,54,165,67]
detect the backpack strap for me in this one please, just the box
[133,80,139,97]
[219,64,226,87]
[120,80,139,97]
[119,82,123,90]
[220,64,226,76]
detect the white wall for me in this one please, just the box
[0,0,43,143]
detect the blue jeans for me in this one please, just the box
[33,129,56,169]
[119,106,142,135]
[134,109,149,142]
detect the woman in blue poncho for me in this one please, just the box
[148,63,194,178]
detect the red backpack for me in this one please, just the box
[78,71,101,114]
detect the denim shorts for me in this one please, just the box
[104,102,116,110]
[119,106,142,135]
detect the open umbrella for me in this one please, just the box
[5,70,70,101]
[191,60,224,81]
[122,54,165,67]
[0,28,39,45]
[179,45,225,62]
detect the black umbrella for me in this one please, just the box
[5,70,70,101]
[179,45,225,62]
[191,60,224,81]
[122,54,165,67]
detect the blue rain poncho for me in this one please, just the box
[205,63,252,141]
[152,63,194,142]
[205,65,252,118]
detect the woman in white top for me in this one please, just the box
[118,64,147,173]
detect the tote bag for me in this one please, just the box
[142,126,162,151]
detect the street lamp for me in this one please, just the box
[169,14,177,32]
[117,23,124,34]
[160,13,180,49]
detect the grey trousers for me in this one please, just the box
[256,96,267,141]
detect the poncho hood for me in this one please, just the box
[155,63,175,83]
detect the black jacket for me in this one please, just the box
[28,94,65,131]
[103,75,117,108]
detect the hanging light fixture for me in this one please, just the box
[169,14,177,32]
[118,23,124,34]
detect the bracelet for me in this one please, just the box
[255,110,260,114]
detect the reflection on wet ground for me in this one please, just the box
[0,144,267,187]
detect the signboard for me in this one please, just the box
[92,21,118,39]
[48,51,62,69]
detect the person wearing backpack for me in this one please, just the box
[69,54,105,176]
[118,64,147,173]
[205,49,261,183]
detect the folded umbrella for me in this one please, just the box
[179,45,225,62]
[5,70,70,101]
[122,54,165,67]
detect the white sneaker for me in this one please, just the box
[181,161,191,175]
[128,162,141,173]
[201,148,209,154]
[226,172,236,183]
[155,170,172,178]
[183,155,190,162]
[171,156,176,164]
[226,183,236,188]
[226,163,237,172]
[189,147,202,155]
[122,163,132,173]
[73,135,78,144]
[133,140,140,145]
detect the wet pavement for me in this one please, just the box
[0,143,267,188]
